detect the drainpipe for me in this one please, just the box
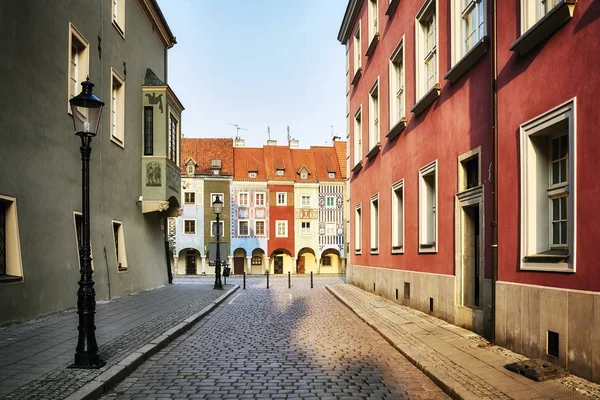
[490,0,499,344]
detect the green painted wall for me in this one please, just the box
[203,179,231,257]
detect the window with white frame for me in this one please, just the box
[370,194,379,252]
[238,220,249,236]
[255,192,265,207]
[184,192,195,204]
[368,80,380,152]
[248,172,257,178]
[326,222,336,236]
[301,195,310,208]
[277,192,287,206]
[355,204,362,253]
[168,113,179,164]
[210,193,224,208]
[276,169,284,176]
[255,220,266,236]
[239,192,249,207]
[353,23,361,75]
[301,222,311,235]
[354,107,363,166]
[211,221,224,238]
[184,219,196,235]
[451,0,486,64]
[0,195,24,282]
[389,40,405,127]
[391,180,404,252]
[300,172,308,180]
[112,0,125,36]
[68,24,89,111]
[326,196,335,208]
[520,99,575,271]
[368,0,379,43]
[416,0,437,100]
[522,0,559,32]
[276,220,288,238]
[111,69,125,146]
[419,161,437,252]
[112,221,128,271]
[186,164,194,175]
[328,172,336,178]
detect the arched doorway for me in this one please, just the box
[297,247,316,274]
[233,248,246,275]
[320,248,342,273]
[177,248,201,275]
[270,249,292,274]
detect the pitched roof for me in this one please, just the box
[333,140,347,178]
[233,147,267,181]
[290,149,318,183]
[311,146,343,182]
[180,138,234,176]
[263,145,295,181]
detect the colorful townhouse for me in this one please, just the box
[174,138,233,275]
[231,140,269,275]
[338,0,600,383]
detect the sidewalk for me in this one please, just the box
[0,282,238,400]
[327,283,600,400]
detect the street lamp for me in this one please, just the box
[69,78,105,369]
[212,194,223,290]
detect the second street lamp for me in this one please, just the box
[69,78,105,368]
[213,194,223,290]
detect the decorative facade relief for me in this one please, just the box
[146,162,161,186]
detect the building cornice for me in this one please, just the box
[137,0,177,49]
[337,0,364,44]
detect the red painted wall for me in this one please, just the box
[497,0,600,290]
[267,184,295,256]
[349,0,493,277]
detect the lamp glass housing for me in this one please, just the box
[69,78,104,135]
[212,195,223,215]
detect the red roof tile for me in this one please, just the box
[181,138,234,176]
[263,145,295,181]
[233,147,267,181]
[311,145,344,182]
[333,140,347,179]
[290,149,318,183]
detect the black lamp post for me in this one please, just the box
[213,195,223,290]
[69,78,105,369]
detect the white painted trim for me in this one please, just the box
[183,219,197,235]
[419,160,438,253]
[0,194,24,282]
[370,193,380,253]
[391,179,405,254]
[389,36,406,128]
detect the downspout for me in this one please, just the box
[490,0,499,344]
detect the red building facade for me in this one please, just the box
[339,0,600,382]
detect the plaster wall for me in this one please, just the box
[294,184,319,258]
[267,183,295,255]
[176,178,204,255]
[203,179,231,257]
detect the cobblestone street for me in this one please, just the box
[103,275,448,399]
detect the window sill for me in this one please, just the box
[112,20,125,39]
[351,68,363,85]
[411,84,441,116]
[365,34,379,57]
[370,249,379,255]
[386,0,400,16]
[510,0,577,56]
[392,246,404,254]
[419,243,437,253]
[365,143,381,160]
[355,250,362,255]
[0,275,23,284]
[386,118,407,140]
[118,267,128,273]
[445,36,489,83]
[351,160,363,173]
[523,251,569,264]
[111,136,125,148]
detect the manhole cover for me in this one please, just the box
[505,359,568,381]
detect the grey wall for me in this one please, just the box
[0,0,173,324]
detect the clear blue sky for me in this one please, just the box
[156,0,348,148]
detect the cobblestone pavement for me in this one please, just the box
[0,282,233,400]
[103,275,449,399]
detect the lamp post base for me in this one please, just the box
[71,353,106,369]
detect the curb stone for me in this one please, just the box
[64,285,240,400]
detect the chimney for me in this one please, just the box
[267,139,277,146]
[234,138,245,147]
[288,139,299,148]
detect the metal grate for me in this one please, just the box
[0,201,6,275]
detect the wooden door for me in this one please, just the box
[297,256,305,274]
[234,257,244,275]
[185,250,197,275]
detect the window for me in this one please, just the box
[368,0,379,45]
[368,80,380,154]
[416,0,437,100]
[353,22,362,77]
[520,99,575,271]
[184,192,195,204]
[322,257,332,266]
[328,172,336,179]
[248,172,257,178]
[326,222,336,236]
[522,0,560,32]
[110,69,125,146]
[255,192,265,207]
[184,220,196,235]
[389,40,405,128]
[301,222,311,235]
[277,192,287,206]
[301,195,310,208]
[451,0,486,64]
[0,196,23,282]
[300,172,308,180]
[186,164,195,175]
[370,194,379,253]
[112,0,125,36]
[276,169,284,176]
[168,113,179,164]
[353,107,363,167]
[238,220,249,236]
[211,221,225,238]
[68,24,89,112]
[355,204,362,254]
[143,106,154,156]
[276,220,288,238]
[419,161,437,252]
[239,192,249,207]
[326,197,335,208]
[112,221,128,271]
[458,148,481,192]
[251,256,262,266]
[391,180,404,252]
[255,220,266,236]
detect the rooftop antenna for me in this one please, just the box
[267,126,271,140]
[226,123,247,140]
[287,125,291,141]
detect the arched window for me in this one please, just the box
[251,256,262,265]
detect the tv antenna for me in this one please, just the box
[267,126,271,140]
[287,125,291,141]
[226,123,247,139]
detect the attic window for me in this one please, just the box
[276,169,284,176]
[248,172,257,178]
[328,172,335,178]
[211,159,222,169]
[187,164,195,175]
[300,172,308,180]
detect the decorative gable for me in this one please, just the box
[297,166,311,180]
